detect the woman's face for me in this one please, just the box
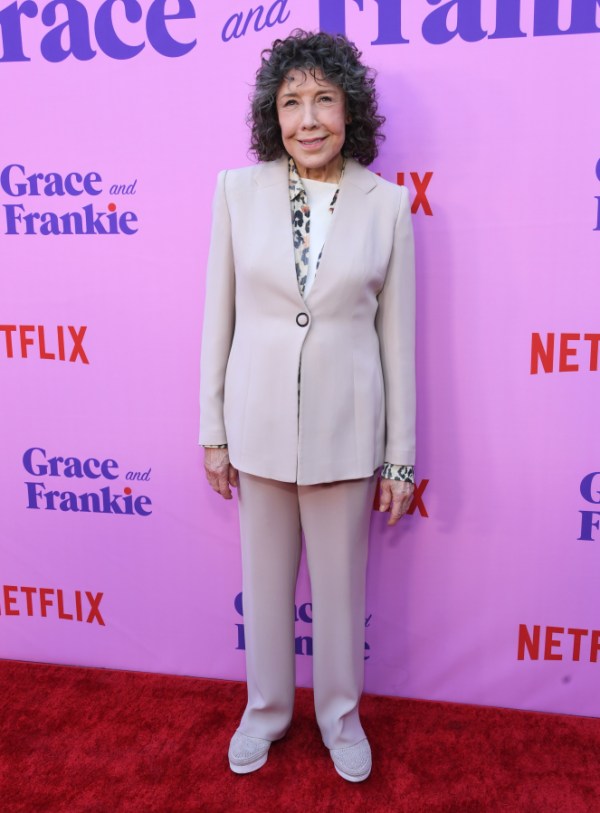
[276,68,348,181]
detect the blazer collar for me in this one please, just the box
[253,154,377,195]
[341,157,378,194]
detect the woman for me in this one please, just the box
[199,30,415,782]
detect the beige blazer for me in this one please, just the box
[199,156,415,486]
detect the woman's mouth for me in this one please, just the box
[298,137,326,149]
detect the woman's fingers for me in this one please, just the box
[378,479,393,512]
[206,468,227,498]
[204,448,238,500]
[218,469,233,499]
[379,480,415,526]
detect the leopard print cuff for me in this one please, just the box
[381,463,415,483]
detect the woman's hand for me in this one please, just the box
[379,479,414,526]
[204,447,239,500]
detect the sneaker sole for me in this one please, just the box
[334,764,371,782]
[229,751,269,774]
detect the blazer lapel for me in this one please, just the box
[251,157,377,309]
[305,158,377,307]
[253,156,306,307]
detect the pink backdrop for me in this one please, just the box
[2,0,599,718]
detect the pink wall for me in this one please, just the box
[2,0,599,718]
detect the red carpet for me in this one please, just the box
[0,659,598,813]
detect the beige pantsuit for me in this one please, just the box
[199,157,415,751]
[237,470,378,749]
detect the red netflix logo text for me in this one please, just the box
[530,332,600,374]
[0,585,105,626]
[396,172,433,216]
[376,171,434,216]
[518,624,600,662]
[0,325,88,363]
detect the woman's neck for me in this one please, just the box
[296,154,344,184]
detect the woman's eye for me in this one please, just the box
[319,96,333,103]
[283,99,297,107]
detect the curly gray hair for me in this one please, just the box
[248,29,385,166]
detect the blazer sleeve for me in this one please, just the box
[198,170,235,446]
[375,185,416,465]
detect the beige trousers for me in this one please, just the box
[236,470,378,750]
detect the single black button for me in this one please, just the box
[296,312,309,327]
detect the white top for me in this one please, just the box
[302,177,338,299]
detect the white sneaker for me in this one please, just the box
[329,738,372,782]
[228,730,271,774]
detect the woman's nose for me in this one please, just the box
[300,103,318,128]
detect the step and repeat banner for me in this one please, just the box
[1,0,599,718]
